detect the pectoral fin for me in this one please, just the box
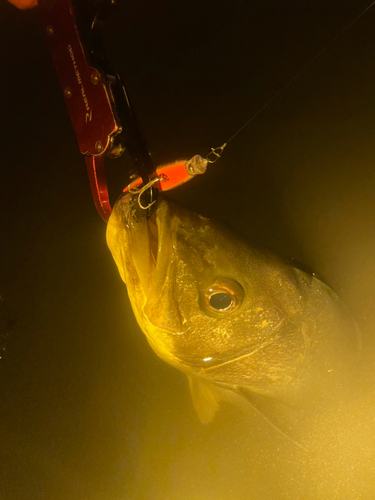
[238,388,304,448]
[187,375,221,424]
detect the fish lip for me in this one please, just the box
[142,196,187,334]
[152,197,172,284]
[109,192,159,293]
[114,192,173,296]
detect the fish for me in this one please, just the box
[106,192,361,432]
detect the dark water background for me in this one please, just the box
[1,0,375,498]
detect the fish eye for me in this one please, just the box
[202,278,244,314]
[209,292,232,311]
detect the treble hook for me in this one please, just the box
[128,176,165,209]
[206,143,227,164]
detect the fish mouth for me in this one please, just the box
[109,192,183,333]
[143,196,186,333]
[110,192,172,291]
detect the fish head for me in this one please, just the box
[107,193,359,408]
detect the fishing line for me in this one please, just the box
[206,0,375,163]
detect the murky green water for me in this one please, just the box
[1,1,375,498]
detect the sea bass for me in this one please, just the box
[106,193,360,425]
